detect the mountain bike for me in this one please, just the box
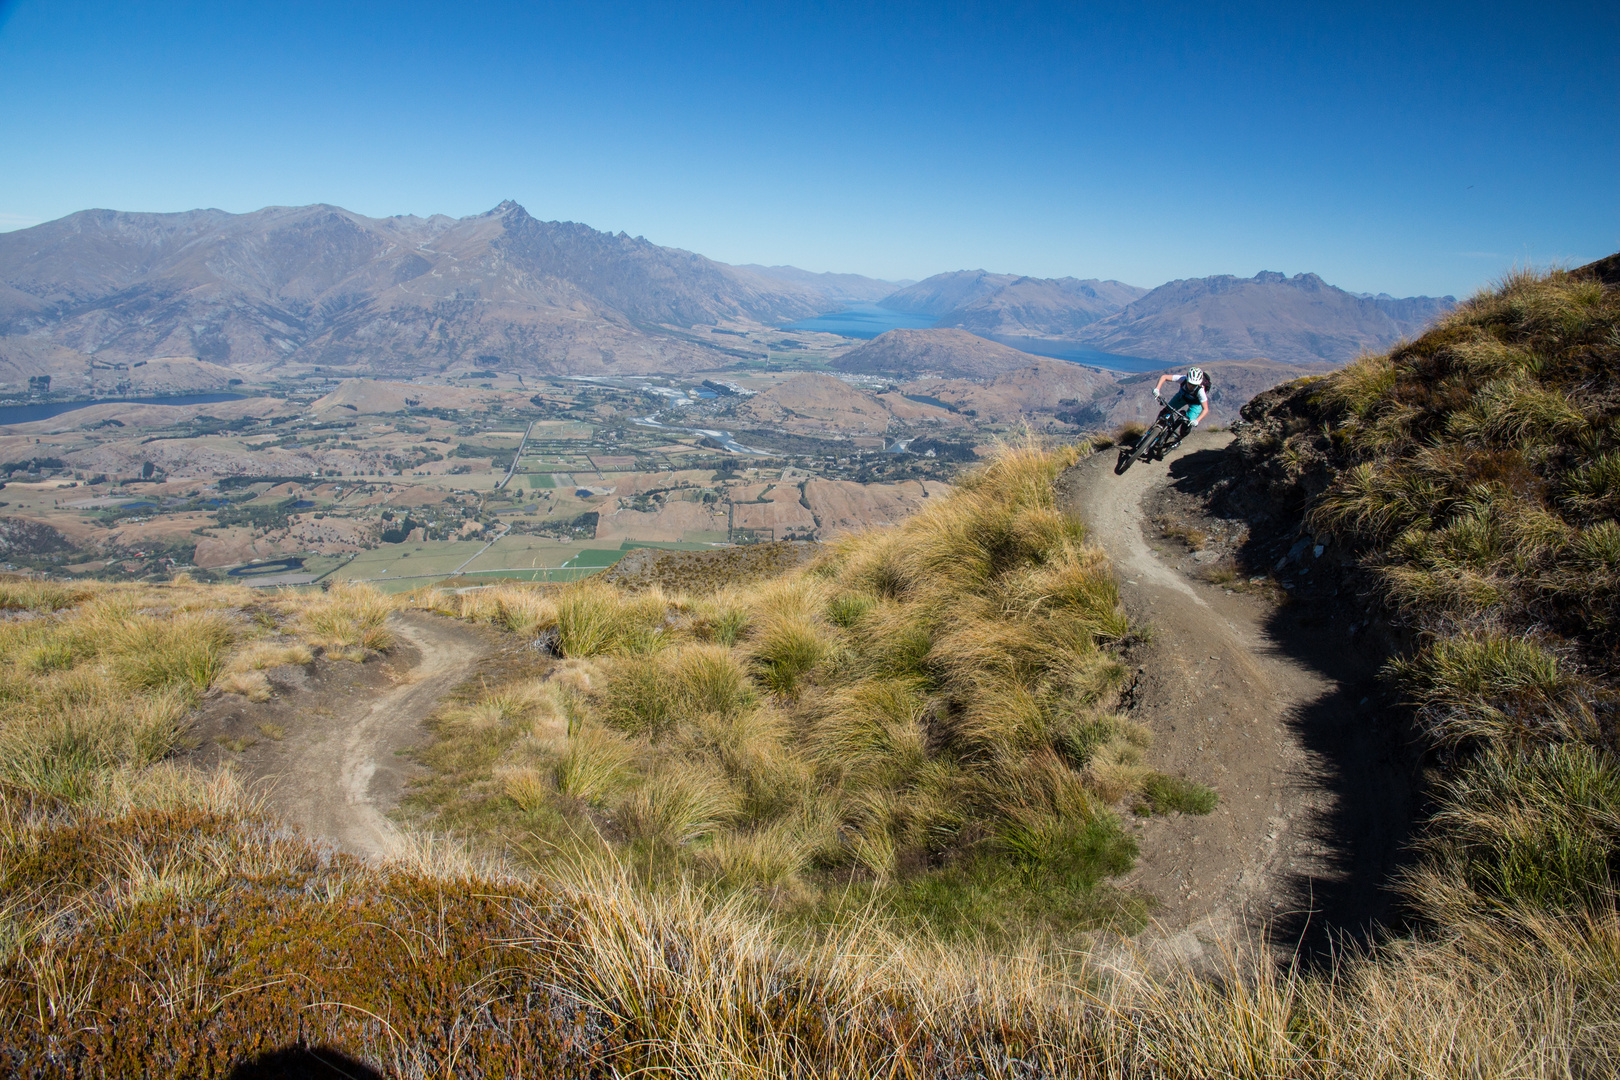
[1114,397,1195,475]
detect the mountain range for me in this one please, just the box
[875,270,1454,366]
[0,201,845,380]
[881,271,1149,338]
[0,200,1457,388]
[733,265,910,304]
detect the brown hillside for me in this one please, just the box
[310,378,520,416]
[831,328,1060,380]
[735,372,925,435]
[0,202,830,378]
[1073,271,1454,366]
[936,276,1147,337]
[900,357,1117,424]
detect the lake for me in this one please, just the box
[0,393,251,426]
[782,303,937,339]
[782,306,1163,373]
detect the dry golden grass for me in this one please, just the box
[0,578,253,801]
[395,439,1159,946]
[285,580,396,652]
[2,387,1619,1077]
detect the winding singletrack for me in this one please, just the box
[190,612,493,859]
[1064,431,1341,962]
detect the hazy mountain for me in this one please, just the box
[1071,271,1455,366]
[878,271,1022,317]
[934,276,1148,337]
[830,328,1063,380]
[731,264,910,303]
[0,201,837,379]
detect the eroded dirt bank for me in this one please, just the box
[1063,431,1418,962]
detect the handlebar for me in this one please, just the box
[1157,399,1195,419]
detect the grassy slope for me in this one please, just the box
[6,280,1620,1078]
[404,441,1199,941]
[1229,268,1619,925]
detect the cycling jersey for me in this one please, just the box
[1166,375,1209,423]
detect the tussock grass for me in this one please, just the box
[225,639,314,671]
[620,763,740,845]
[1311,268,1620,642]
[4,418,1620,1072]
[1114,420,1146,446]
[0,580,256,802]
[1262,268,1620,946]
[287,580,396,652]
[0,578,91,612]
[402,440,1154,943]
[6,781,1613,1075]
[554,723,634,805]
[1139,772,1220,815]
[553,580,677,656]
[215,669,272,702]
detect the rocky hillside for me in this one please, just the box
[1072,271,1454,365]
[0,202,834,379]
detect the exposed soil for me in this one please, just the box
[1062,430,1422,964]
[183,612,505,858]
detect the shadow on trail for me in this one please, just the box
[1165,447,1430,966]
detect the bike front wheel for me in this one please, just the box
[1115,421,1164,474]
[1132,422,1166,464]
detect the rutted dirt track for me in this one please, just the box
[186,443,1410,956]
[187,612,496,858]
[1063,432,1351,961]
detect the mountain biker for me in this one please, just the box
[1150,367,1211,458]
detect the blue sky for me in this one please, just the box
[0,0,1614,297]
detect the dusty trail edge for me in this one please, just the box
[1062,431,1340,966]
[189,611,496,860]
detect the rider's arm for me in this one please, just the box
[1154,374,1177,398]
[1190,385,1209,425]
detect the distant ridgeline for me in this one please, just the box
[2,201,1451,385]
[843,268,1455,368]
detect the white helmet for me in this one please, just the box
[1186,366,1205,384]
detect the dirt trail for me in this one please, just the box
[1063,431,1340,963]
[187,612,494,859]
